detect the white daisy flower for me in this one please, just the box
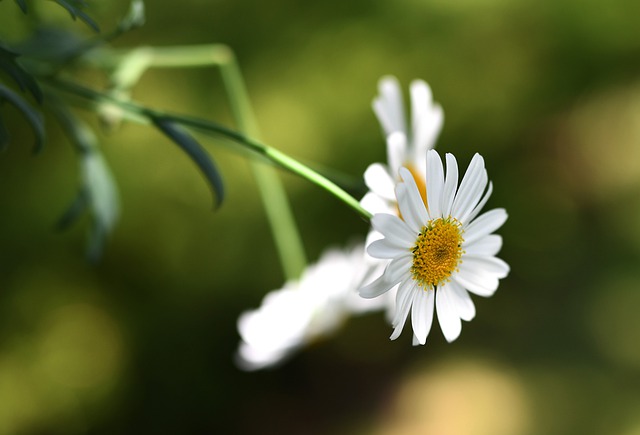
[362,76,444,213]
[359,76,445,325]
[236,243,389,370]
[360,150,509,345]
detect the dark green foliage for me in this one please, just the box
[13,0,28,13]
[50,101,120,261]
[0,84,45,152]
[0,45,43,103]
[15,28,86,64]
[152,117,225,209]
[53,0,100,32]
[5,0,100,31]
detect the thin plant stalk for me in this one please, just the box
[218,49,307,280]
[88,44,309,279]
[42,75,372,219]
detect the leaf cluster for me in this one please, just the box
[0,0,170,261]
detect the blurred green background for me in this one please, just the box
[2,0,640,434]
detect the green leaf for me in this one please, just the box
[50,102,120,261]
[81,148,120,253]
[0,45,43,103]
[52,0,100,32]
[0,84,45,152]
[13,0,28,13]
[152,117,225,209]
[15,28,84,63]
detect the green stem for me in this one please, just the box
[218,49,307,280]
[94,44,308,279]
[42,77,372,221]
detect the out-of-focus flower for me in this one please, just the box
[361,150,509,345]
[361,76,443,214]
[236,243,390,370]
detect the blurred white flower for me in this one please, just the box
[361,150,509,345]
[236,243,390,371]
[361,75,443,214]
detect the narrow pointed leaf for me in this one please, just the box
[152,117,225,209]
[50,102,121,260]
[0,46,43,103]
[13,0,27,13]
[0,84,45,152]
[53,0,100,32]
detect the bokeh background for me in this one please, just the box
[2,0,640,434]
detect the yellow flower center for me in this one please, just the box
[411,217,464,289]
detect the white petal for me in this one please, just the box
[411,288,435,345]
[360,192,392,215]
[397,167,429,230]
[436,284,463,342]
[373,76,406,136]
[365,228,383,246]
[412,334,421,346]
[460,171,488,224]
[364,163,396,201]
[392,279,416,326]
[395,184,419,233]
[425,150,445,217]
[236,342,290,371]
[367,239,407,259]
[410,80,443,157]
[386,132,408,176]
[466,181,493,224]
[386,255,413,284]
[409,80,432,147]
[442,153,459,216]
[390,282,414,340]
[448,280,476,321]
[360,273,394,298]
[463,208,508,245]
[237,289,311,354]
[464,234,503,256]
[454,265,500,297]
[451,153,488,221]
[463,255,510,278]
[371,213,417,247]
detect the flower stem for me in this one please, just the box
[42,75,372,220]
[218,49,307,280]
[88,44,309,279]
